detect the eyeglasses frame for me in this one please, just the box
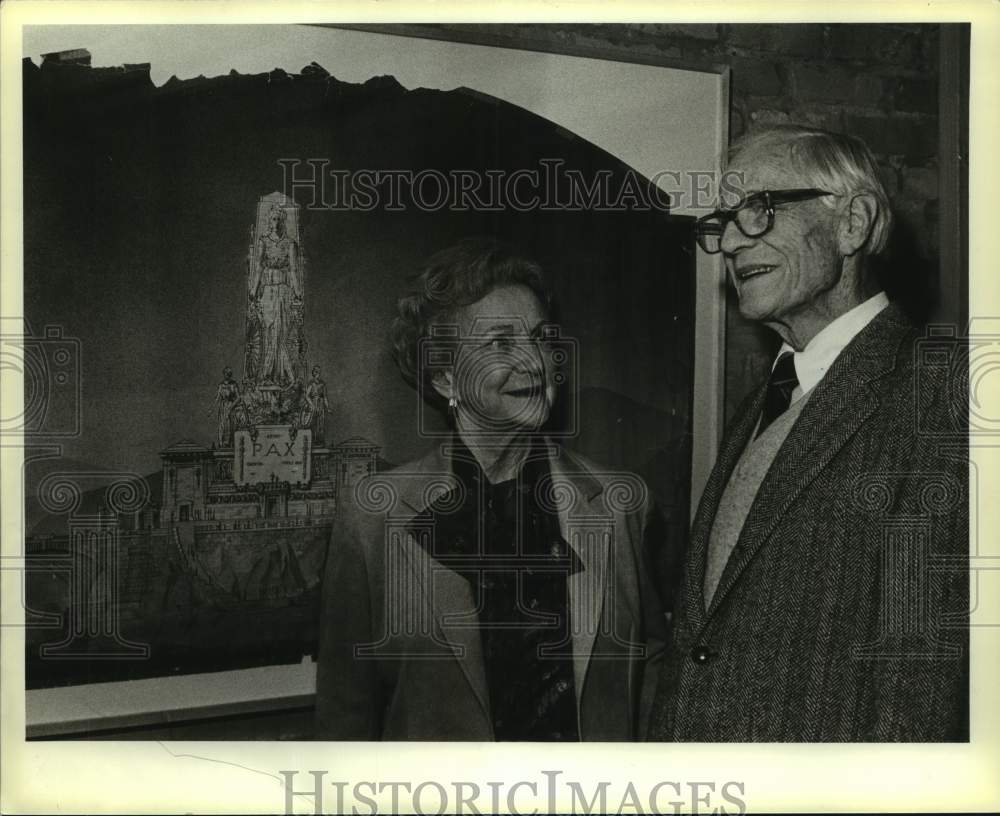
[694,188,835,253]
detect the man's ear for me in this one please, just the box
[838,192,878,257]
[430,370,454,402]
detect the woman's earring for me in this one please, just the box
[448,395,459,420]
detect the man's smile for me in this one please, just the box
[734,263,778,282]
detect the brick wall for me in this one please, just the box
[426,22,943,417]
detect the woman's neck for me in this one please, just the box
[456,428,535,484]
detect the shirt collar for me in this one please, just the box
[774,291,890,397]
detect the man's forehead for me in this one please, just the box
[729,143,805,194]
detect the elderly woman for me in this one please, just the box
[315,238,667,741]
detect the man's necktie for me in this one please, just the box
[756,351,799,438]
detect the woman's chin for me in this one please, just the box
[504,404,552,434]
[461,406,551,436]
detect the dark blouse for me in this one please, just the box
[410,439,582,741]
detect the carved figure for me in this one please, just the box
[208,367,240,447]
[246,202,303,386]
[301,365,330,443]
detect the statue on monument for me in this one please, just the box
[208,366,240,448]
[301,365,331,444]
[245,195,306,390]
[279,378,304,423]
[234,377,262,429]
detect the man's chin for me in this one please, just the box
[735,289,778,322]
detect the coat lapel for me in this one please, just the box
[684,386,767,629]
[402,533,492,714]
[547,448,607,699]
[702,305,910,621]
[394,442,492,722]
[389,440,610,719]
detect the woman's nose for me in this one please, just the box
[518,339,547,375]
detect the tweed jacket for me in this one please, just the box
[649,303,968,741]
[315,439,668,740]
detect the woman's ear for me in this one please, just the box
[838,192,878,257]
[430,370,454,401]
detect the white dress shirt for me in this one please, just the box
[776,292,890,403]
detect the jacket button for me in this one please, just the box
[690,646,713,665]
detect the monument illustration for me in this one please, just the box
[26,193,382,684]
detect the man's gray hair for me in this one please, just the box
[730,125,893,255]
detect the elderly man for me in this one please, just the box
[648,125,967,741]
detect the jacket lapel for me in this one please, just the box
[392,440,623,712]
[702,305,910,621]
[394,442,492,723]
[547,448,607,699]
[684,386,767,630]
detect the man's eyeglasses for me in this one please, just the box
[695,188,834,254]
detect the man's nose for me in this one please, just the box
[719,218,755,255]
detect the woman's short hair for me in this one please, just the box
[730,124,893,255]
[391,237,551,396]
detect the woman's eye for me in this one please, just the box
[489,337,514,350]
